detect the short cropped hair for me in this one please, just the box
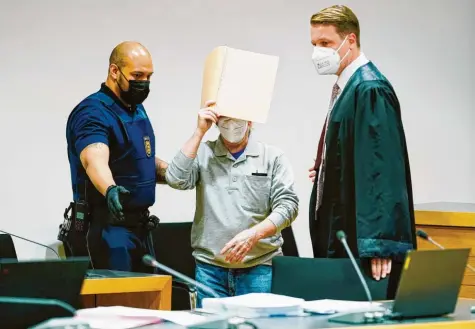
[310,5,361,47]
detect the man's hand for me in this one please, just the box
[105,185,130,221]
[371,258,392,280]
[220,228,259,263]
[180,100,219,159]
[155,157,168,184]
[309,165,316,182]
[197,100,219,135]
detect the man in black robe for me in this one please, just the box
[307,5,417,298]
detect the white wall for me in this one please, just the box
[0,0,473,260]
[471,55,475,200]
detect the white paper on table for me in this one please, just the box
[302,299,386,315]
[203,292,304,309]
[74,316,160,329]
[202,293,305,318]
[75,306,207,327]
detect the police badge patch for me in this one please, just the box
[143,136,152,157]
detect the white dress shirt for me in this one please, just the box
[334,52,369,106]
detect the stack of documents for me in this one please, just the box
[302,299,386,315]
[74,306,207,329]
[202,293,305,318]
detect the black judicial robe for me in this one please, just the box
[309,62,417,265]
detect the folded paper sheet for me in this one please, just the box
[201,46,279,123]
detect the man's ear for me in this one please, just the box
[109,64,119,80]
[246,121,253,136]
[348,33,357,49]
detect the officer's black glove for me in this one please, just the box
[105,185,130,221]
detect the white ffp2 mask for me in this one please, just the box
[218,118,248,143]
[312,36,350,75]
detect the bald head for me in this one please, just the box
[106,41,154,105]
[109,41,151,69]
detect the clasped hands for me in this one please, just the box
[220,228,259,263]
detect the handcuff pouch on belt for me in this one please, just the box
[58,181,91,242]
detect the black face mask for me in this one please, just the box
[117,70,150,106]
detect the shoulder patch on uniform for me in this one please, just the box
[143,136,152,157]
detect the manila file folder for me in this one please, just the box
[200,46,279,123]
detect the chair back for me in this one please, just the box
[281,226,299,257]
[271,256,388,301]
[0,234,17,260]
[152,222,195,310]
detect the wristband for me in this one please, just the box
[105,185,117,197]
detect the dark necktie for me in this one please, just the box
[313,83,340,170]
[315,83,340,210]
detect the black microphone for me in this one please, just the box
[416,230,445,249]
[416,229,475,272]
[0,296,82,329]
[143,255,268,328]
[142,254,220,298]
[336,231,373,305]
[328,231,388,325]
[0,296,76,315]
[0,230,60,259]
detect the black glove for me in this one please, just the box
[105,185,130,221]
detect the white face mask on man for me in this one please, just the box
[312,35,350,75]
[217,118,248,143]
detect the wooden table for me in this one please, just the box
[415,202,475,299]
[80,270,172,310]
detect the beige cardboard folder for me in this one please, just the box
[200,46,279,123]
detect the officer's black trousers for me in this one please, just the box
[86,218,156,273]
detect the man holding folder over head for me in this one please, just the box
[165,46,299,307]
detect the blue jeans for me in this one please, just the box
[195,261,272,308]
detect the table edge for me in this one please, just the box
[415,210,475,228]
[80,275,172,295]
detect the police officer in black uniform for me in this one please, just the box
[63,41,168,273]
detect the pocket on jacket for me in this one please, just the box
[240,175,271,214]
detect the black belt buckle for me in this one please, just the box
[107,209,158,230]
